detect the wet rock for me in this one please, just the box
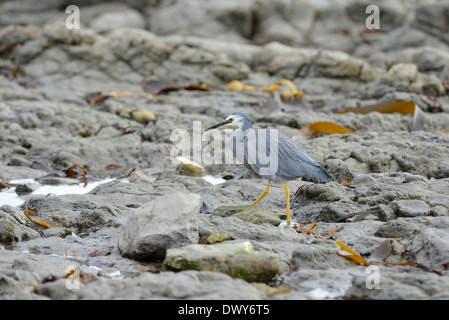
[118,192,201,260]
[163,240,280,282]
[15,183,39,196]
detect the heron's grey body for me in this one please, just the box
[205,112,331,226]
[228,112,332,183]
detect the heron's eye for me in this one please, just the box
[226,118,233,123]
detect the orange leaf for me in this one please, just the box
[336,241,369,265]
[293,222,318,234]
[64,164,87,178]
[293,122,355,141]
[336,101,425,131]
[336,101,416,115]
[24,208,60,229]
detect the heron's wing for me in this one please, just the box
[237,129,331,182]
[232,129,331,182]
[275,131,332,182]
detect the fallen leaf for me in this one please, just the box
[64,164,87,178]
[316,227,337,239]
[293,222,318,234]
[336,101,425,131]
[79,130,92,138]
[370,239,392,262]
[105,164,121,170]
[63,266,98,284]
[292,122,355,141]
[336,241,369,265]
[0,65,37,88]
[0,181,18,190]
[142,80,212,95]
[24,208,60,229]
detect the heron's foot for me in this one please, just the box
[252,181,271,206]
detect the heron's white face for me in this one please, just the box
[225,114,244,129]
[205,113,247,132]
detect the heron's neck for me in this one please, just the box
[240,122,252,132]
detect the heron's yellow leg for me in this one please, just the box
[252,181,271,206]
[283,184,291,226]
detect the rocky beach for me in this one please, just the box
[1,0,449,300]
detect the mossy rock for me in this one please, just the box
[163,241,280,282]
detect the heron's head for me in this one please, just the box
[205,112,252,132]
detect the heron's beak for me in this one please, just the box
[205,120,228,131]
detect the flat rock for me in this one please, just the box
[212,205,282,226]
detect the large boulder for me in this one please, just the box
[118,192,201,260]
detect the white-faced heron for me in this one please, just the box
[205,112,332,226]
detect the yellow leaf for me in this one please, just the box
[336,241,369,265]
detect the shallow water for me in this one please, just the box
[0,175,226,208]
[0,178,115,207]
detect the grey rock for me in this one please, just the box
[199,214,302,242]
[0,205,40,243]
[212,205,282,226]
[121,270,267,299]
[345,269,449,300]
[291,240,358,270]
[89,9,145,34]
[118,192,201,259]
[390,199,430,217]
